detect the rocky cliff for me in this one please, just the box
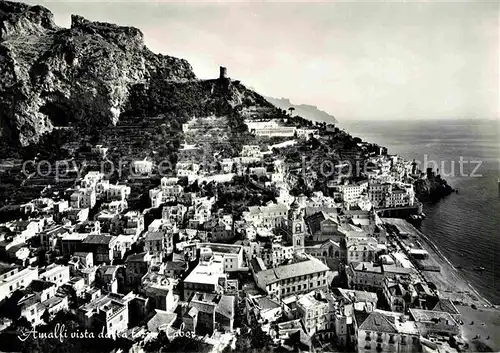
[414,175,454,201]
[0,1,196,146]
[264,96,337,124]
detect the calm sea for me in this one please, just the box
[342,118,500,304]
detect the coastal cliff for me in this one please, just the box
[0,1,195,146]
[414,174,454,201]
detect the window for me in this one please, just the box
[31,309,35,315]
[401,336,407,345]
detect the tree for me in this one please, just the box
[288,107,295,116]
[170,118,181,131]
[41,309,50,325]
[144,331,170,352]
[231,162,239,174]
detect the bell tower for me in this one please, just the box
[288,198,305,252]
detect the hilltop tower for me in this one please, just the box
[217,66,231,92]
[219,66,228,79]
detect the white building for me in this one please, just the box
[81,171,105,189]
[241,145,263,158]
[183,252,227,299]
[196,243,244,272]
[368,182,392,207]
[40,264,71,288]
[340,181,368,204]
[149,189,163,208]
[385,184,415,208]
[133,159,153,174]
[296,290,335,336]
[245,120,296,137]
[295,128,319,139]
[243,202,289,228]
[0,266,38,302]
[252,256,329,300]
[78,292,129,337]
[70,187,96,209]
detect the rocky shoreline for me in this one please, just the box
[414,175,455,201]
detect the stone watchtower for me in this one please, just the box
[217,66,231,92]
[219,66,228,79]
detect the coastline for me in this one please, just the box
[381,218,493,308]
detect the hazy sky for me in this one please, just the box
[18,0,499,121]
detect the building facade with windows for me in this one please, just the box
[252,256,329,300]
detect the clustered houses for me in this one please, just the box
[0,112,468,353]
[328,155,419,213]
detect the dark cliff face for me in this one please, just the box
[0,1,58,39]
[0,1,196,146]
[414,175,454,201]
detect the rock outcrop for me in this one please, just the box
[414,175,454,201]
[0,1,196,146]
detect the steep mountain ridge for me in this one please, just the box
[0,1,197,146]
[0,0,58,39]
[264,96,337,124]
